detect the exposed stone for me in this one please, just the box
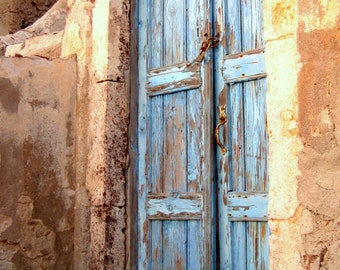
[5,31,63,59]
[61,0,130,268]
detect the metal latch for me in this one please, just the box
[195,33,220,62]
[215,105,227,154]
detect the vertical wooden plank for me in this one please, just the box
[247,221,270,270]
[162,94,187,269]
[241,0,264,51]
[244,79,267,191]
[137,0,149,268]
[163,0,186,65]
[197,1,215,268]
[246,221,257,270]
[227,1,248,269]
[149,0,164,69]
[226,0,242,54]
[150,96,164,269]
[162,1,187,268]
[241,1,269,269]
[186,1,202,268]
[241,0,265,190]
[149,2,164,268]
[242,0,260,188]
[231,222,247,270]
[186,0,215,267]
[214,0,231,268]
[259,221,269,269]
[227,0,244,191]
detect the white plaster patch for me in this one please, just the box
[62,22,82,55]
[320,107,332,126]
[92,0,109,81]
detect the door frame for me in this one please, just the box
[126,0,139,268]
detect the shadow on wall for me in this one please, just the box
[0,0,67,56]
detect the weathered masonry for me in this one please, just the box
[0,0,339,269]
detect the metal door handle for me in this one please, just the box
[215,105,227,154]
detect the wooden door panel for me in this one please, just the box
[215,0,269,269]
[138,0,214,269]
[138,0,268,268]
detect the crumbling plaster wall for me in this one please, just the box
[0,0,130,268]
[0,57,77,269]
[264,0,340,269]
[61,0,130,268]
[297,0,340,269]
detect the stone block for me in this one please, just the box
[5,31,63,59]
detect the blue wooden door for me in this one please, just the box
[137,0,215,269]
[214,0,269,269]
[137,0,268,269]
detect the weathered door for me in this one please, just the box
[214,0,269,269]
[137,0,268,269]
[137,1,215,269]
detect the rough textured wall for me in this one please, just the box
[0,0,67,56]
[0,56,76,269]
[264,0,303,269]
[61,0,130,268]
[298,1,340,269]
[5,0,57,34]
[0,0,11,35]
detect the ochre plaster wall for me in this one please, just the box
[265,0,340,269]
[0,56,76,268]
[298,1,340,269]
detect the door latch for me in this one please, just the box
[195,33,220,62]
[215,105,227,154]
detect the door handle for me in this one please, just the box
[215,105,227,154]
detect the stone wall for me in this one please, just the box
[297,1,340,269]
[0,56,77,268]
[61,0,130,268]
